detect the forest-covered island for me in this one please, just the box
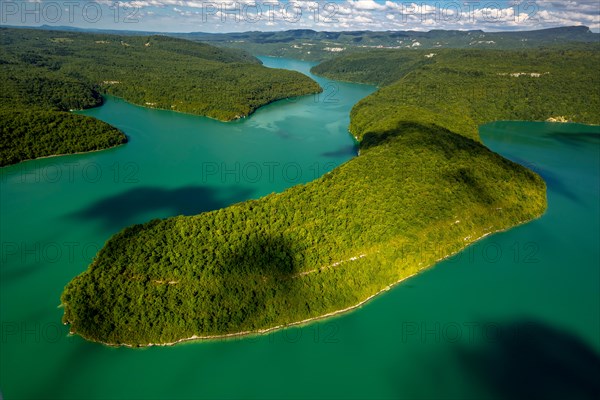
[0,27,321,166]
[60,32,599,346]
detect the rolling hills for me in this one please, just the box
[0,27,321,166]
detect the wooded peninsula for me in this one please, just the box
[60,34,599,346]
[0,27,321,166]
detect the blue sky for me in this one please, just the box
[1,0,598,32]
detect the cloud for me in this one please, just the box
[348,0,386,11]
[3,0,599,32]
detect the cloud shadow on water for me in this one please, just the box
[67,185,254,231]
[1,261,46,285]
[31,338,105,400]
[501,154,582,205]
[456,319,600,399]
[275,129,293,139]
[545,131,600,148]
[321,144,358,158]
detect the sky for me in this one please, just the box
[0,0,598,33]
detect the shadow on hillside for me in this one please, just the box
[203,232,306,331]
[61,229,308,344]
[445,167,497,205]
[68,185,253,231]
[359,121,477,155]
[456,319,600,399]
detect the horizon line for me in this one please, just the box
[1,23,596,35]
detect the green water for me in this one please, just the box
[1,58,599,399]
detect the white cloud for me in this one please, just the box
[348,0,386,11]
[4,0,600,32]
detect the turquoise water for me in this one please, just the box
[1,58,599,399]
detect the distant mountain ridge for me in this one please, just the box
[12,24,597,41]
[175,25,597,60]
[184,25,594,41]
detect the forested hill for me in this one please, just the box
[179,26,598,61]
[312,46,600,141]
[0,27,321,166]
[58,46,600,346]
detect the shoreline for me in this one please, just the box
[2,79,322,169]
[69,214,542,348]
[102,83,323,124]
[485,119,600,127]
[1,142,127,169]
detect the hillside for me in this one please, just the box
[62,127,546,346]
[56,45,600,346]
[0,27,321,166]
[179,26,599,61]
[312,48,600,142]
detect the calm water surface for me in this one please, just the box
[1,58,598,399]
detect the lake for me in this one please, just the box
[1,57,598,399]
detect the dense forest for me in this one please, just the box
[0,109,126,166]
[0,27,321,166]
[312,46,600,142]
[180,26,598,61]
[62,122,546,346]
[59,44,600,347]
[0,56,127,166]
